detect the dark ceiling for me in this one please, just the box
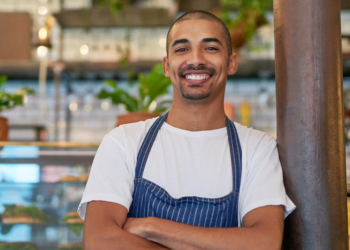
[178,0,350,11]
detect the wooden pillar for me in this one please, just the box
[274,0,348,249]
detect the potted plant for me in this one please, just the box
[218,0,273,52]
[97,63,172,126]
[0,76,35,141]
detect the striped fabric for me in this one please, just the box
[128,112,242,227]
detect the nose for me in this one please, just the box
[186,47,206,67]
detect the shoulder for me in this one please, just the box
[106,117,158,151]
[233,122,277,160]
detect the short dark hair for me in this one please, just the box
[166,10,232,57]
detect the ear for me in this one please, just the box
[227,53,238,76]
[163,56,170,78]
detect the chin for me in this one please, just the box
[181,91,211,101]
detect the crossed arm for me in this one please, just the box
[83,201,284,250]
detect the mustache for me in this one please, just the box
[178,65,216,78]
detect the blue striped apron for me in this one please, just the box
[128,112,242,227]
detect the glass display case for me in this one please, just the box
[0,142,99,250]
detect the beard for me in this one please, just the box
[179,81,213,100]
[178,65,216,100]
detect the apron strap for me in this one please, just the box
[226,117,242,195]
[135,112,169,178]
[135,113,242,195]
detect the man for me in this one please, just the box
[78,10,295,250]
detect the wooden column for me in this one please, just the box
[274,0,348,249]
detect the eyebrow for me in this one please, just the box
[172,39,189,47]
[202,38,223,46]
[171,38,223,48]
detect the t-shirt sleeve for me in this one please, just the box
[77,131,134,220]
[238,136,296,226]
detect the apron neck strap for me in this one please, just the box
[226,117,242,194]
[135,112,169,178]
[134,112,242,195]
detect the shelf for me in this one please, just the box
[0,155,94,165]
[63,60,161,78]
[0,142,100,147]
[0,223,83,227]
[0,182,87,188]
[2,57,350,79]
[0,60,160,79]
[0,143,97,165]
[54,6,173,28]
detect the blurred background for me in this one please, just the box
[1,0,350,249]
[0,0,348,143]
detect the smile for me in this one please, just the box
[184,74,211,80]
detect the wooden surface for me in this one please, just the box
[0,13,32,60]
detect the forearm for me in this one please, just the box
[143,217,280,250]
[84,220,168,250]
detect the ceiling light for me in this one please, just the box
[37,46,48,58]
[80,45,89,55]
[38,27,48,40]
[38,6,48,15]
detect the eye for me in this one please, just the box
[175,48,187,52]
[206,47,218,51]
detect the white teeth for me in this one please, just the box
[185,75,209,80]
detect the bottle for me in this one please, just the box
[239,101,251,126]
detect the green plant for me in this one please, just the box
[96,0,131,14]
[0,76,35,113]
[97,63,172,114]
[219,0,272,42]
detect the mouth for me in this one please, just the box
[181,71,213,84]
[184,74,211,80]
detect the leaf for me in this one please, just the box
[138,63,172,111]
[0,75,7,88]
[21,87,35,95]
[97,82,138,112]
[67,223,84,236]
[104,79,118,89]
[118,91,138,112]
[97,89,110,99]
[11,95,24,106]
[0,85,35,112]
[219,0,272,42]
[95,63,172,113]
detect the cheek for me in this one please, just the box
[169,61,182,78]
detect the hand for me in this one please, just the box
[123,217,150,239]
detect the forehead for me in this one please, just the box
[169,19,226,45]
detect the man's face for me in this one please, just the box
[163,19,237,103]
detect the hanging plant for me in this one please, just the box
[219,0,273,49]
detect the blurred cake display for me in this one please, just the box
[57,242,83,250]
[59,173,89,182]
[63,211,84,224]
[1,205,49,224]
[63,211,84,235]
[0,242,37,250]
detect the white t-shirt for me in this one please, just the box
[78,118,295,226]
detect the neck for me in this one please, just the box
[166,97,226,131]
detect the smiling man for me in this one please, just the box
[79,11,295,250]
